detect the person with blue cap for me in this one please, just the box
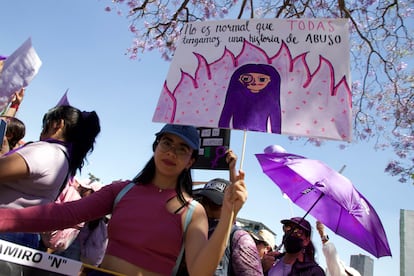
[0,123,248,276]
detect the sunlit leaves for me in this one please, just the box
[104,0,414,184]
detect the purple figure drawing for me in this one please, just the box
[218,63,282,133]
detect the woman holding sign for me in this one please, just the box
[0,124,247,276]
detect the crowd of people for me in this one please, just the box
[0,114,247,275]
[0,90,360,275]
[0,88,26,155]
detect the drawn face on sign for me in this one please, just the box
[218,63,282,133]
[238,72,271,93]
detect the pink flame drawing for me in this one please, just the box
[153,40,352,141]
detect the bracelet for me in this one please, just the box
[9,102,20,111]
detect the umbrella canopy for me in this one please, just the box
[255,149,392,258]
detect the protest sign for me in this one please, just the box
[194,127,231,170]
[153,18,352,141]
[0,38,42,112]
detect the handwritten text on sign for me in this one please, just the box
[181,20,341,48]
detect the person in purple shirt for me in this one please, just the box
[267,217,325,276]
[193,150,264,276]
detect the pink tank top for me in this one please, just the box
[107,183,183,274]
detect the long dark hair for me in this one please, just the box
[303,239,316,262]
[42,105,100,176]
[132,136,198,205]
[302,228,316,263]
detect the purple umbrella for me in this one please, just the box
[255,147,392,258]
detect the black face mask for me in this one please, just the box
[283,235,304,253]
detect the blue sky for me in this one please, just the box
[1,1,413,275]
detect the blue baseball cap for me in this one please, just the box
[156,124,200,150]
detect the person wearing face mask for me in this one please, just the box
[267,217,325,276]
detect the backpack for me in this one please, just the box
[40,143,78,253]
[40,179,83,252]
[79,218,108,266]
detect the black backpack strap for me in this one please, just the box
[55,148,70,199]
